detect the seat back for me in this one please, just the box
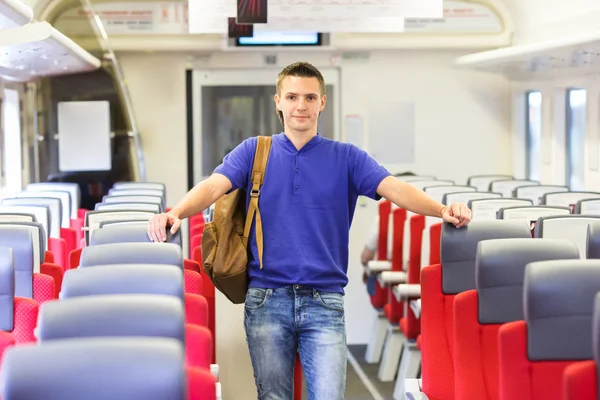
[594,294,600,394]
[469,198,533,220]
[26,182,80,220]
[37,294,185,342]
[108,188,164,198]
[534,215,600,258]
[425,185,475,204]
[0,230,34,299]
[499,259,600,400]
[91,224,181,247]
[575,199,600,215]
[0,338,186,400]
[498,206,571,235]
[113,182,166,191]
[443,191,501,205]
[80,242,183,269]
[61,265,184,301]
[587,222,600,259]
[103,195,163,211]
[84,210,155,245]
[453,238,580,400]
[0,246,15,333]
[467,175,513,192]
[515,185,569,205]
[0,205,50,243]
[0,222,46,273]
[420,220,531,400]
[543,191,600,212]
[490,179,539,197]
[2,197,61,238]
[16,191,71,228]
[95,202,161,213]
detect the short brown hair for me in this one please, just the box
[275,62,326,127]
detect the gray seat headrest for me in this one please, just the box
[525,259,600,360]
[476,238,579,324]
[61,264,184,301]
[0,337,186,400]
[0,229,33,299]
[80,243,183,270]
[586,222,600,259]
[37,294,185,343]
[90,224,181,247]
[0,246,14,331]
[441,220,531,294]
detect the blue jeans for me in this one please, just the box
[244,285,347,400]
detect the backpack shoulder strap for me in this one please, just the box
[243,136,272,269]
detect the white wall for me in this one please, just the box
[117,52,191,206]
[118,49,511,399]
[503,0,600,45]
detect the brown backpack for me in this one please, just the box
[201,136,272,304]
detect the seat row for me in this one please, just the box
[0,180,219,399]
[361,174,600,400]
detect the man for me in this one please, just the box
[147,61,471,400]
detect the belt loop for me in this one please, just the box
[313,289,319,298]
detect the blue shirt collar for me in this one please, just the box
[277,132,323,153]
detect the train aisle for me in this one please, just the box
[300,345,396,400]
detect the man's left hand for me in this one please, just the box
[441,202,472,228]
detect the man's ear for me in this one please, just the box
[274,93,281,111]
[320,94,327,112]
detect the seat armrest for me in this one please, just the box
[410,299,421,318]
[405,379,428,399]
[366,260,391,275]
[378,271,407,286]
[216,382,222,400]
[406,393,429,400]
[393,284,421,301]
[210,364,219,381]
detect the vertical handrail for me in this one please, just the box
[79,0,146,182]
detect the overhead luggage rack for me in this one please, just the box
[0,20,101,82]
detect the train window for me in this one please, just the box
[566,88,587,191]
[2,88,22,196]
[526,91,542,182]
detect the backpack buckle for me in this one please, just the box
[250,189,260,197]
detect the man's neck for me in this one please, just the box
[284,129,317,151]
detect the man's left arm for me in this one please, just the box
[376,176,471,228]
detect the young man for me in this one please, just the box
[147,62,471,399]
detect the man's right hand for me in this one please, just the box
[147,212,181,243]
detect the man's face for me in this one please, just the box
[274,75,326,134]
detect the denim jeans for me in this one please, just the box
[244,285,347,400]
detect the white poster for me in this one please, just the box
[58,101,112,172]
[368,102,415,164]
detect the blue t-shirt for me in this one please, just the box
[213,133,391,294]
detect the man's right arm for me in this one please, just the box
[147,173,232,243]
[169,174,232,221]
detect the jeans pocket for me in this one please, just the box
[317,292,344,312]
[245,288,269,309]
